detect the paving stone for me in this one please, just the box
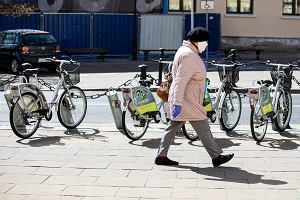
[62,186,118,196]
[0,166,37,175]
[63,161,110,169]
[146,178,197,188]
[226,189,282,200]
[24,195,82,200]
[171,188,227,199]
[0,193,28,200]
[108,163,153,170]
[32,167,83,176]
[44,175,97,185]
[116,187,172,198]
[19,161,65,168]
[8,184,66,195]
[95,177,147,187]
[80,169,130,177]
[0,174,49,184]
[0,183,15,193]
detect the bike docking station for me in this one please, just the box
[106,88,123,129]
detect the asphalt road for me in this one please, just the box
[1,91,300,128]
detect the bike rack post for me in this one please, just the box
[138,64,148,81]
[158,48,166,85]
[107,89,123,129]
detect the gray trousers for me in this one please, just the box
[157,119,223,159]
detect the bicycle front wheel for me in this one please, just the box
[182,122,199,141]
[122,102,150,141]
[219,89,242,132]
[57,86,87,129]
[250,100,268,142]
[157,101,169,124]
[274,90,292,131]
[10,92,42,139]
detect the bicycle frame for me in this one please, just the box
[9,59,77,118]
[250,62,294,119]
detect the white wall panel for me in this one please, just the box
[140,15,184,50]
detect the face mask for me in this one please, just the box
[197,41,208,53]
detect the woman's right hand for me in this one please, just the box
[172,105,182,119]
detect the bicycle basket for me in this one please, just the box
[62,62,80,85]
[270,67,292,89]
[217,65,240,84]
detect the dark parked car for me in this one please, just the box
[0,29,60,73]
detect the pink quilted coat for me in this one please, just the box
[168,40,207,121]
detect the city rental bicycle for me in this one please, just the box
[8,58,87,139]
[249,61,300,142]
[183,61,244,141]
[120,63,192,141]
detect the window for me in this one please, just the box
[227,0,253,14]
[169,0,195,12]
[2,33,17,45]
[23,34,57,45]
[283,0,300,15]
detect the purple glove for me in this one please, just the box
[172,105,182,119]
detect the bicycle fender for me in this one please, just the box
[217,92,227,119]
[54,89,67,111]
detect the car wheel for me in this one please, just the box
[11,59,20,74]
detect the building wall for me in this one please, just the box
[195,0,300,50]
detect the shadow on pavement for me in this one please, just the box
[64,128,107,141]
[16,136,66,147]
[15,128,107,147]
[169,165,287,185]
[279,131,300,138]
[129,138,181,149]
[256,138,299,150]
[225,130,250,139]
[188,138,241,149]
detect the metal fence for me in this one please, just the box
[0,13,221,54]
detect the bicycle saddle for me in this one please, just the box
[23,68,39,76]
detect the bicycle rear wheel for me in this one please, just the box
[273,90,292,131]
[57,86,87,129]
[219,89,242,132]
[122,101,150,141]
[182,122,199,141]
[250,101,268,142]
[10,92,42,139]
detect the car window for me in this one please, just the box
[23,34,57,45]
[0,33,4,44]
[2,33,17,45]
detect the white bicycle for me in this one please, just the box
[183,62,244,141]
[8,58,87,139]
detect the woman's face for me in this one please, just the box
[197,41,208,53]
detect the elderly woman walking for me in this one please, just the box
[155,27,234,167]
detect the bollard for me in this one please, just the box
[107,89,123,129]
[138,64,148,81]
[158,48,166,85]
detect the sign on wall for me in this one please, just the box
[200,0,214,10]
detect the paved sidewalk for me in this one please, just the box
[0,122,300,200]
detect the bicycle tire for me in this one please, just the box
[273,90,292,131]
[122,101,150,141]
[10,92,41,139]
[250,101,268,142]
[219,89,242,132]
[57,86,87,129]
[182,122,199,141]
